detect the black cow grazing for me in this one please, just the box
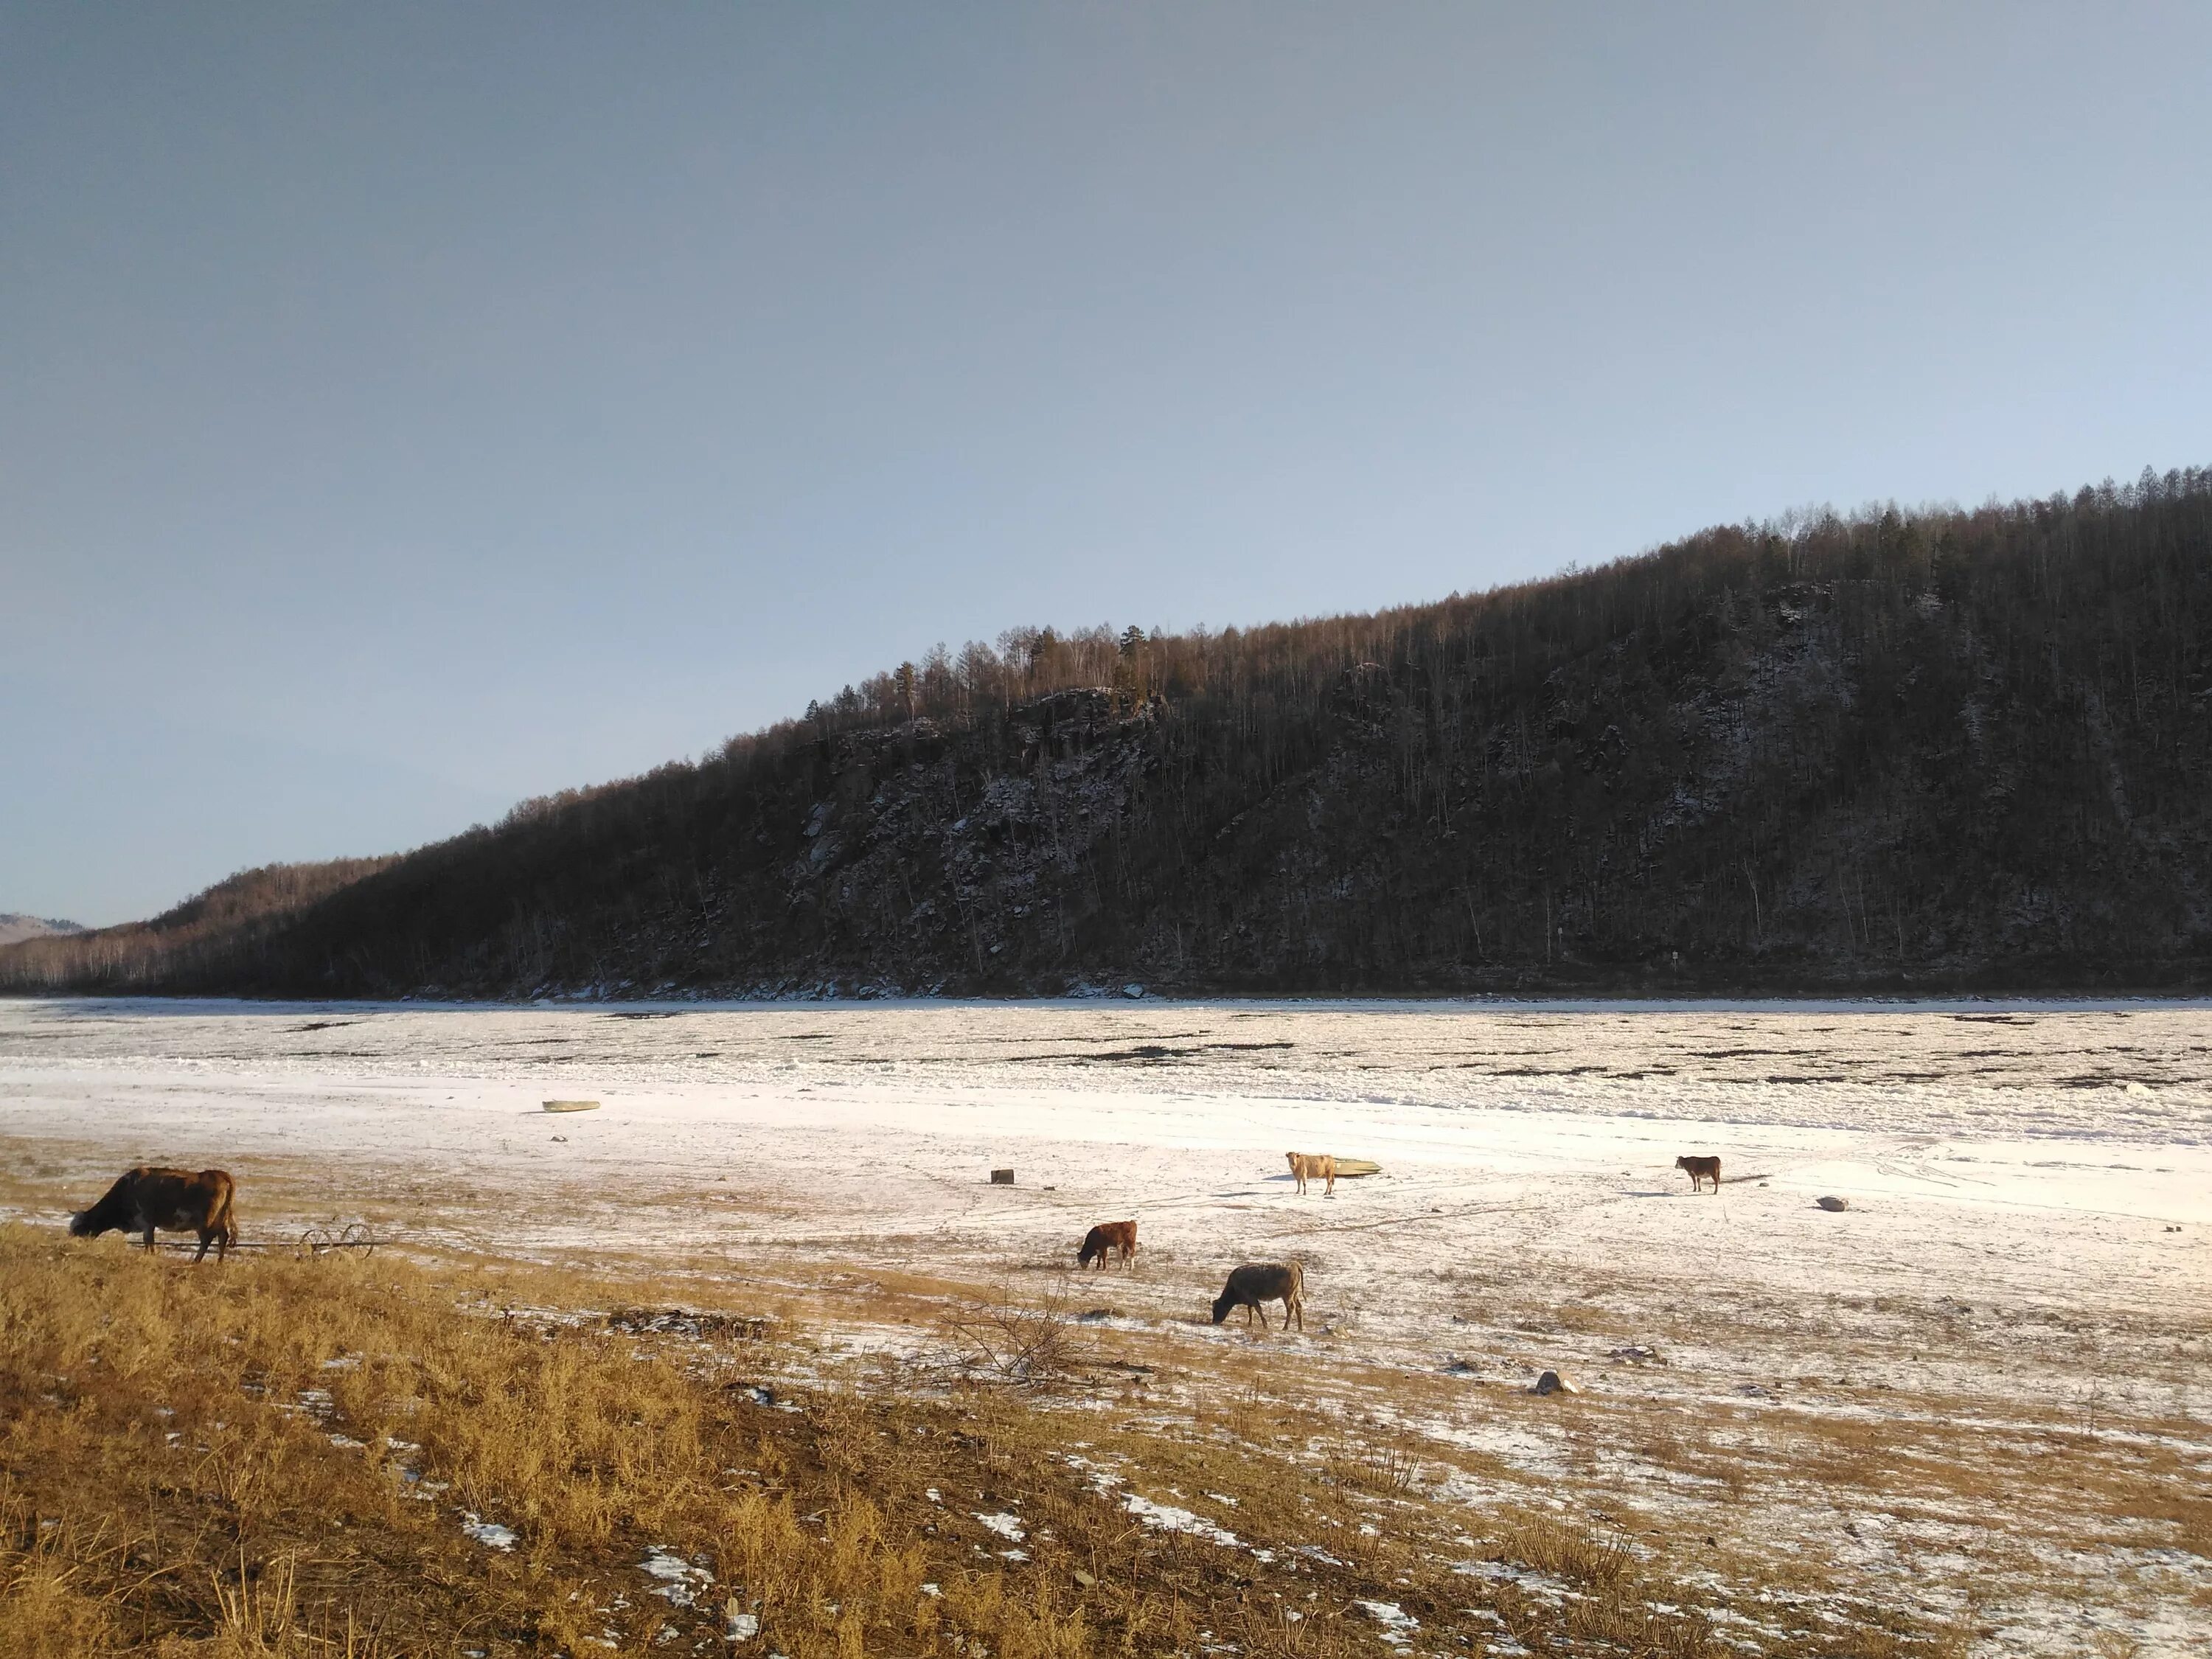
[70,1167,237,1262]
[1211,1261,1304,1331]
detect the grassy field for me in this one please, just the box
[0,1222,1987,1659]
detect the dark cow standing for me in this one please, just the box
[1674,1154,1722,1194]
[1077,1220,1138,1270]
[1211,1261,1304,1331]
[70,1167,237,1262]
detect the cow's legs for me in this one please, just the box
[141,1222,157,1253]
[194,1228,214,1262]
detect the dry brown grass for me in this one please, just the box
[15,1121,2179,1659]
[1,1224,1776,1658]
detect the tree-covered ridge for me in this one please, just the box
[0,915,85,947]
[8,467,2209,996]
[0,860,394,991]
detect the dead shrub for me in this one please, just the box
[936,1285,1096,1391]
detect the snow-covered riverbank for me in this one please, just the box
[4,996,2208,1655]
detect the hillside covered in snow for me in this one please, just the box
[7,469,2211,998]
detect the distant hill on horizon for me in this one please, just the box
[0,914,86,947]
[6,465,2210,999]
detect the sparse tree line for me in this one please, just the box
[7,467,2209,995]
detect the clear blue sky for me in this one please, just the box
[5,3,2208,925]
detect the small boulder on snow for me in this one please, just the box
[1816,1194,1851,1212]
[1532,1369,1579,1396]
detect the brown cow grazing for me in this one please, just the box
[1674,1154,1722,1194]
[1211,1261,1304,1331]
[1077,1220,1138,1270]
[1285,1152,1335,1196]
[70,1167,237,1262]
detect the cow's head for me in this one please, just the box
[1210,1292,1234,1325]
[67,1208,95,1237]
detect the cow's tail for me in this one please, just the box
[208,1172,238,1251]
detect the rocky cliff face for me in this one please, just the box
[549,687,1177,998]
[775,689,1166,991]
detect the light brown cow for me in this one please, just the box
[1285,1152,1335,1195]
[1078,1220,1138,1270]
[70,1167,237,1262]
[1212,1261,1304,1331]
[1674,1154,1722,1194]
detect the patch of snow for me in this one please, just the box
[1121,1493,1240,1550]
[1454,1560,1568,1601]
[459,1514,517,1550]
[641,1548,713,1607]
[1354,1600,1419,1649]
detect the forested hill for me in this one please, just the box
[9,470,2212,998]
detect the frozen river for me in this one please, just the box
[2,994,2203,1338]
[3,994,2207,1245]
